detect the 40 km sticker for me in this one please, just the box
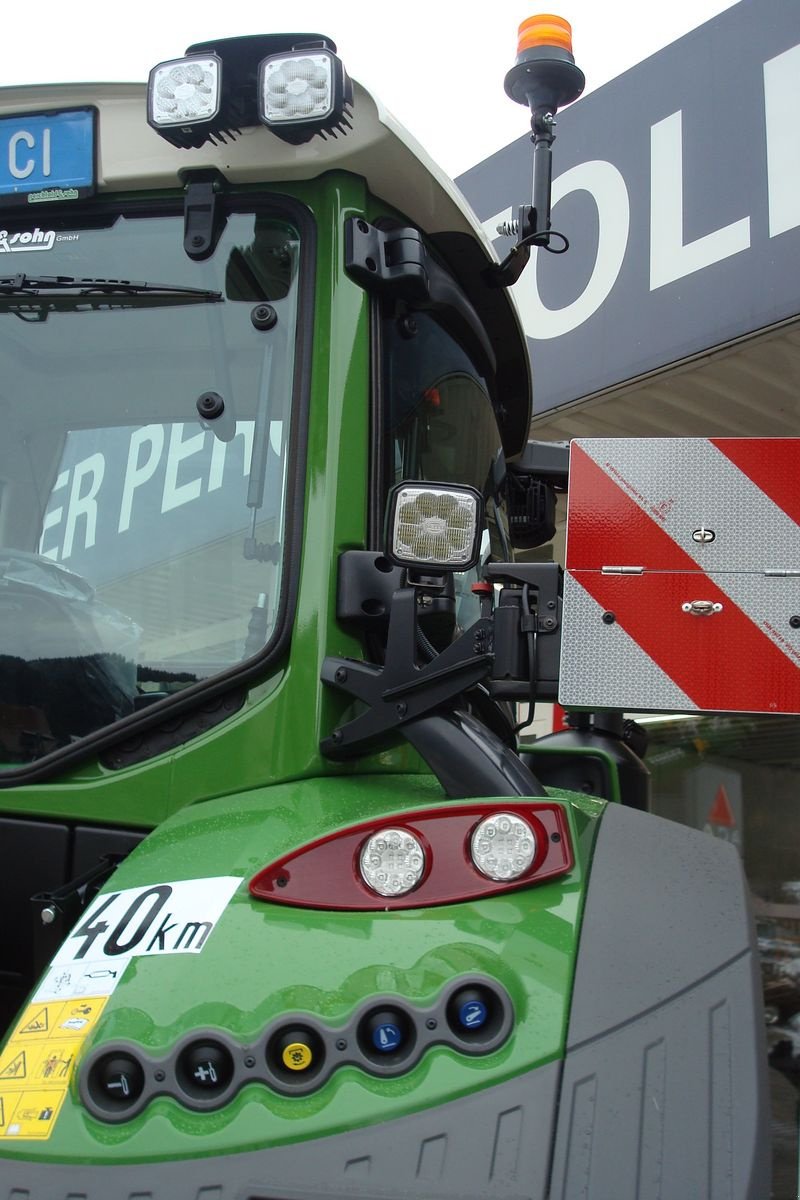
[52,877,242,966]
[31,877,242,1004]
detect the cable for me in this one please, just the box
[513,583,538,736]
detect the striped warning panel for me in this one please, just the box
[560,438,800,714]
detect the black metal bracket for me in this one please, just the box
[31,853,128,974]
[345,218,497,374]
[485,562,561,629]
[321,587,493,759]
[485,562,563,701]
[183,174,226,261]
[345,219,430,303]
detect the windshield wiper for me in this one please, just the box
[0,274,222,300]
[0,274,223,321]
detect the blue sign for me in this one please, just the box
[371,1022,403,1053]
[458,1000,488,1030]
[0,108,94,206]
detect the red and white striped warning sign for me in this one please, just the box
[559,438,800,714]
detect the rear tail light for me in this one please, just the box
[249,802,573,910]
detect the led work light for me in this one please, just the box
[147,55,222,144]
[258,48,350,143]
[386,482,483,574]
[147,34,351,149]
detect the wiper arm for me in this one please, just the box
[0,273,222,300]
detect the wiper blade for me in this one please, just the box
[0,273,222,300]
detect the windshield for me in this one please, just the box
[0,202,304,767]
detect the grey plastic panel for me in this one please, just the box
[551,802,770,1199]
[568,802,754,1044]
[0,1059,560,1200]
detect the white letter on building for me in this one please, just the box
[764,43,800,238]
[507,160,630,340]
[650,110,750,290]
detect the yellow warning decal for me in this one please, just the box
[0,995,107,1140]
[0,1049,26,1082]
[0,1089,67,1140]
[10,996,107,1043]
[19,1006,49,1035]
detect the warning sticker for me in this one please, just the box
[0,995,107,1140]
[0,1089,67,1139]
[18,1006,50,1036]
[0,1049,27,1083]
[33,960,126,1003]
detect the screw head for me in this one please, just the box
[602,611,616,625]
[336,1038,348,1051]
[251,303,278,331]
[196,390,224,420]
[425,1017,438,1030]
[244,1055,256,1069]
[396,701,408,718]
[398,315,418,339]
[790,616,800,630]
[154,1068,166,1082]
[335,667,348,683]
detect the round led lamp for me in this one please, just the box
[359,828,426,898]
[470,813,536,882]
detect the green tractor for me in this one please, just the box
[0,18,771,1198]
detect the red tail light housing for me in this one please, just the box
[249,802,573,911]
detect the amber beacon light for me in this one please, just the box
[487,13,585,285]
[505,13,583,108]
[517,14,574,54]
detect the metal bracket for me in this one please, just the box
[485,562,563,701]
[183,177,225,261]
[344,218,430,302]
[321,587,493,758]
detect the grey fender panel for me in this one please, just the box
[551,802,770,1199]
[0,1059,560,1200]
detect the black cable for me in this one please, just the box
[513,583,538,736]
